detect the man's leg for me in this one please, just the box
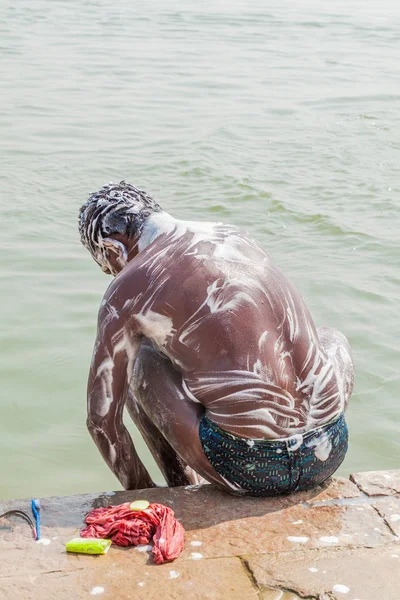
[130,339,230,491]
[317,326,355,411]
[126,387,205,487]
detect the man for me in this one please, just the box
[79,181,354,496]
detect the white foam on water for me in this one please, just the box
[169,571,180,579]
[136,544,153,552]
[332,584,350,594]
[90,587,104,596]
[319,536,339,544]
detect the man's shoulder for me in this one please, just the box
[101,263,146,310]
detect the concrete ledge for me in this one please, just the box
[1,471,400,599]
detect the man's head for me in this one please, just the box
[79,181,162,275]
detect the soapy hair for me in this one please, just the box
[78,180,161,257]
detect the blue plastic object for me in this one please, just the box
[31,499,40,541]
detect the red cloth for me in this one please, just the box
[80,502,185,564]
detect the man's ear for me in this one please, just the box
[103,237,128,267]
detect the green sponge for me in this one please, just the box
[66,538,111,555]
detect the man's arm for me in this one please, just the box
[86,299,154,489]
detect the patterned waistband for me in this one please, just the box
[201,412,345,448]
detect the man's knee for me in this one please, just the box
[86,414,103,442]
[132,339,156,394]
[317,326,354,406]
[318,326,349,348]
[318,327,353,362]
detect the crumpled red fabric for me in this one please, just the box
[80,502,185,564]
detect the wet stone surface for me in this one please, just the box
[260,589,301,599]
[0,471,399,599]
[373,496,400,537]
[247,544,400,600]
[305,476,361,505]
[350,469,400,496]
[180,501,392,560]
[0,556,259,600]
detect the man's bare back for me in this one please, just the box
[79,181,354,495]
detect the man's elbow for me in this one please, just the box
[86,412,103,437]
[86,410,119,443]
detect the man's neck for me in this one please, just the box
[137,211,177,253]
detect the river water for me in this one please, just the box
[1,0,399,500]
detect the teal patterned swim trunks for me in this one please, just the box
[199,413,348,496]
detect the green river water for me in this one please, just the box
[1,0,399,500]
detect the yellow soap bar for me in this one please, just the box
[129,500,150,511]
[66,538,111,555]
